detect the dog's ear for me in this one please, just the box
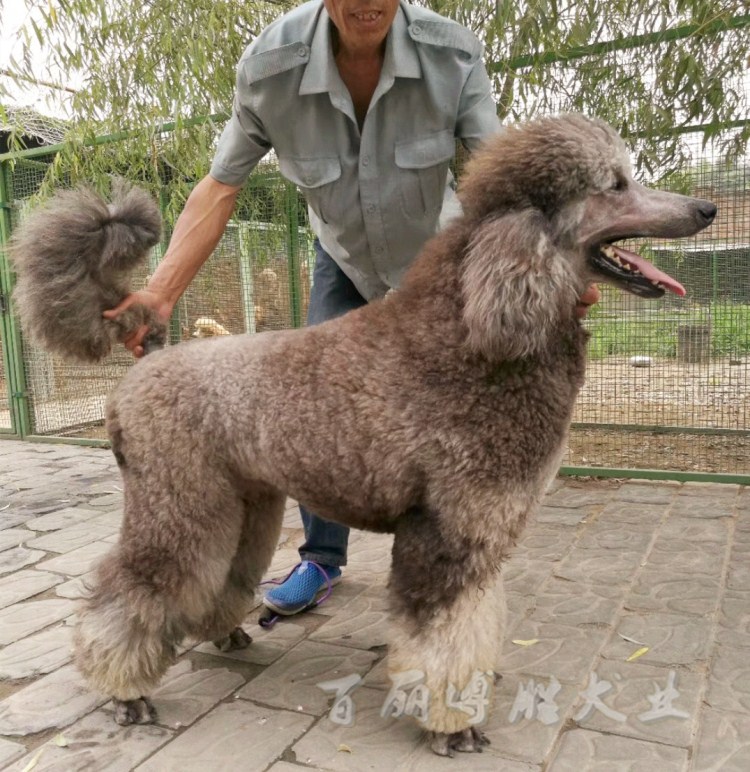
[461,209,579,360]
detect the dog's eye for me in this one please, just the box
[612,176,627,191]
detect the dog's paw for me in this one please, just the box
[429,727,490,757]
[213,626,252,652]
[114,696,157,725]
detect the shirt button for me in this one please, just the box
[375,246,384,254]
[297,45,307,57]
[366,204,376,213]
[362,156,370,166]
[412,24,422,35]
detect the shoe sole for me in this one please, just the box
[263,575,342,616]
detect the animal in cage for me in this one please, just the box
[192,317,232,338]
[253,267,284,331]
[9,114,716,756]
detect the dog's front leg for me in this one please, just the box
[213,626,253,652]
[386,506,506,757]
[114,696,158,725]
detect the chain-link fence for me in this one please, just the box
[0,35,748,481]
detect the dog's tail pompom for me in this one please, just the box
[97,181,162,271]
[10,181,165,362]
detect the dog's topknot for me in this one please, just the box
[10,181,166,362]
[459,113,630,220]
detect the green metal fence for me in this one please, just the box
[0,38,748,482]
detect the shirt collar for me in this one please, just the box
[299,3,421,96]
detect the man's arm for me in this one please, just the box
[107,44,274,357]
[104,175,241,357]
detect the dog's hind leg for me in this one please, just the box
[386,505,507,756]
[73,469,271,725]
[199,485,285,652]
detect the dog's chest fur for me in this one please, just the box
[420,326,588,476]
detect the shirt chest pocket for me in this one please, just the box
[278,156,342,224]
[395,130,456,219]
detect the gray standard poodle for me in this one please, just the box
[11,114,716,756]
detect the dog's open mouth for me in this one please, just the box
[590,244,686,299]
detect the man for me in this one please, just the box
[107,0,599,618]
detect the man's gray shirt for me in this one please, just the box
[210,0,500,300]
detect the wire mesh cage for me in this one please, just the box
[177,216,314,340]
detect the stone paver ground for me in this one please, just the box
[0,439,748,771]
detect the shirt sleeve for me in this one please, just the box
[209,65,273,187]
[456,59,501,152]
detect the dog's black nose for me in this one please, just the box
[696,201,717,226]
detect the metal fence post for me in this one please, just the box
[284,181,302,329]
[0,159,32,437]
[157,188,183,346]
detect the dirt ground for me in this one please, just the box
[569,355,749,474]
[567,428,749,475]
[576,356,749,427]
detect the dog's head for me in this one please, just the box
[457,114,716,359]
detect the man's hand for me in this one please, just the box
[575,284,600,319]
[103,289,172,359]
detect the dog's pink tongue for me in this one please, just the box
[612,246,686,297]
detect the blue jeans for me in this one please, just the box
[298,240,368,567]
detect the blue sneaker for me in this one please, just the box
[263,561,342,616]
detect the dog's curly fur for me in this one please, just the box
[9,114,715,755]
[10,180,166,361]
